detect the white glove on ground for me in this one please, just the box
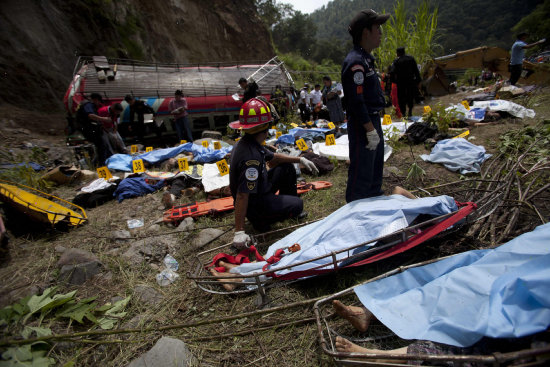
[233,231,251,249]
[299,157,319,175]
[365,130,380,150]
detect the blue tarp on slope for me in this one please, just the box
[113,177,165,202]
[420,138,492,174]
[355,223,550,348]
[105,143,232,172]
[233,195,457,277]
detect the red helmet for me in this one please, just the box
[229,98,272,132]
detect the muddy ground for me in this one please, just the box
[0,88,548,366]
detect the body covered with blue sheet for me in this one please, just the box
[106,143,232,172]
[354,223,550,347]
[420,138,492,174]
[232,195,457,278]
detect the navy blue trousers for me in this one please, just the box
[247,163,303,231]
[346,113,384,203]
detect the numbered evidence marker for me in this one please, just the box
[96,166,113,180]
[145,146,153,152]
[180,140,187,145]
[453,130,470,139]
[177,157,189,172]
[382,114,392,125]
[461,100,470,110]
[290,123,298,128]
[423,106,432,114]
[213,141,222,150]
[295,138,308,151]
[327,122,336,130]
[132,159,146,173]
[276,131,282,138]
[216,159,229,176]
[130,144,138,154]
[201,140,209,148]
[325,134,336,146]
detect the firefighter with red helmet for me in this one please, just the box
[229,98,318,248]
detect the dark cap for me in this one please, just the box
[517,31,529,39]
[90,92,103,102]
[348,9,390,38]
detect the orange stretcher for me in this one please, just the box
[164,181,332,224]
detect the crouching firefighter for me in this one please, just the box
[228,98,318,248]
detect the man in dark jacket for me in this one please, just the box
[391,47,421,118]
[239,77,260,103]
[124,95,155,142]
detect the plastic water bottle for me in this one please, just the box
[163,254,179,271]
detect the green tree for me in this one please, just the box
[255,0,294,28]
[512,0,550,49]
[376,0,440,71]
[273,11,317,58]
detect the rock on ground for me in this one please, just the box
[177,217,194,232]
[134,285,164,306]
[57,248,98,266]
[59,261,102,285]
[127,337,194,367]
[191,228,225,248]
[122,237,178,265]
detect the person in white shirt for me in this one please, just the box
[298,83,311,122]
[310,84,322,105]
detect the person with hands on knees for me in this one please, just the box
[342,9,389,203]
[229,98,317,248]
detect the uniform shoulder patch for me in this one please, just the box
[351,64,365,72]
[353,71,364,85]
[245,167,259,181]
[245,160,260,166]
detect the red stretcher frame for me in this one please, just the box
[187,202,477,297]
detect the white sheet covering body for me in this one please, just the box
[201,163,230,193]
[355,223,550,348]
[312,134,393,162]
[232,195,457,279]
[472,100,535,119]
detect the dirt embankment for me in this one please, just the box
[0,0,274,112]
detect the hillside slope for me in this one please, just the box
[0,0,273,112]
[310,0,542,54]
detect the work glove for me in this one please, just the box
[233,231,251,249]
[365,129,380,150]
[299,157,319,175]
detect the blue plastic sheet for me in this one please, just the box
[233,195,457,277]
[0,162,44,171]
[276,134,295,145]
[420,138,492,174]
[106,143,232,172]
[354,223,550,347]
[113,177,165,202]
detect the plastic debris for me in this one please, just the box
[156,269,179,286]
[127,219,144,229]
[164,254,179,271]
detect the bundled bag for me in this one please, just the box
[404,122,438,144]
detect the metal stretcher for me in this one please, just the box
[313,258,550,366]
[187,201,477,304]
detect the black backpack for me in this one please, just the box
[404,122,438,144]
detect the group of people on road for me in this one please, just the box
[77,89,193,165]
[296,76,345,124]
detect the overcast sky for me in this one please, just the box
[278,0,332,14]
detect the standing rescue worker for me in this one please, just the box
[391,47,421,118]
[342,9,389,203]
[229,98,318,248]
